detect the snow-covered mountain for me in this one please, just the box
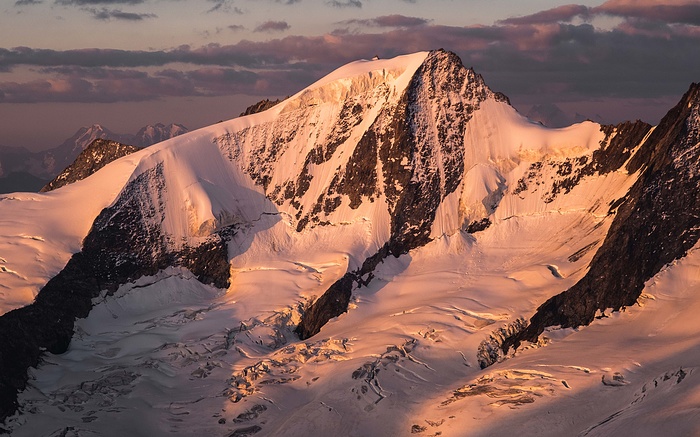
[43,123,189,178]
[132,123,189,149]
[1,50,699,436]
[525,103,596,128]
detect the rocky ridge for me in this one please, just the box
[40,139,141,192]
[239,98,286,117]
[0,163,232,421]
[296,50,498,338]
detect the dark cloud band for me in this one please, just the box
[56,0,144,4]
[1,1,698,109]
[254,21,291,32]
[339,14,429,27]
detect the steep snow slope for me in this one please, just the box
[40,139,142,192]
[0,154,141,312]
[5,50,699,436]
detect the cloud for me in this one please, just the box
[501,0,700,26]
[0,45,277,70]
[254,20,290,32]
[499,5,592,25]
[14,0,43,5]
[598,0,700,26]
[339,14,429,28]
[37,66,149,79]
[206,0,244,14]
[228,24,245,31]
[86,7,156,20]
[1,6,698,121]
[326,0,361,8]
[0,75,194,103]
[0,65,314,103]
[56,0,144,4]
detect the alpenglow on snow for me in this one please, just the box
[1,50,700,437]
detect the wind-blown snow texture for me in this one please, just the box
[1,50,700,436]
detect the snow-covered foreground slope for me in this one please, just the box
[2,51,700,435]
[8,209,700,436]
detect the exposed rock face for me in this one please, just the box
[2,47,699,429]
[296,50,496,339]
[500,83,700,354]
[40,139,141,192]
[239,98,286,117]
[0,164,231,421]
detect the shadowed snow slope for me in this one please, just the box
[1,51,699,436]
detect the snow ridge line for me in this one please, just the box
[296,50,493,339]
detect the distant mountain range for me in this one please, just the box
[0,123,188,194]
[525,102,602,128]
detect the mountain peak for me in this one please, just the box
[132,123,188,147]
[7,51,700,436]
[498,79,700,359]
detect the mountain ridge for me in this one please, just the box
[499,82,700,356]
[40,139,142,192]
[0,50,699,435]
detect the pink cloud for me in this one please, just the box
[499,5,592,25]
[598,0,700,25]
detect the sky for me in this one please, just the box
[1,0,699,151]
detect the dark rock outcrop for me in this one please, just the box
[512,120,653,204]
[40,139,141,192]
[501,83,700,353]
[239,98,286,117]
[546,120,652,201]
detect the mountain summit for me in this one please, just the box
[1,51,699,436]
